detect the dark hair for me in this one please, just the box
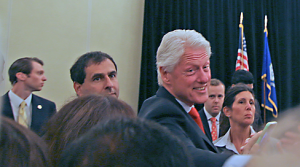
[8,57,44,85]
[231,70,254,85]
[0,116,52,167]
[210,78,224,87]
[59,118,192,167]
[70,51,117,84]
[219,84,255,136]
[42,94,135,165]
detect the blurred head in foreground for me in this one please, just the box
[247,105,300,167]
[59,118,192,167]
[42,94,135,165]
[0,116,51,167]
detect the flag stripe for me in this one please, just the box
[236,22,249,71]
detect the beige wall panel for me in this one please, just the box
[89,0,144,112]
[0,0,10,94]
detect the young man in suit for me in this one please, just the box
[199,78,225,142]
[70,51,119,98]
[1,57,56,135]
[138,29,259,167]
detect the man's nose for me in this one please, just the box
[42,75,47,81]
[196,70,210,83]
[214,97,219,103]
[105,76,114,88]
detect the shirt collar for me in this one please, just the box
[213,126,256,154]
[175,99,193,113]
[9,90,32,107]
[203,107,221,121]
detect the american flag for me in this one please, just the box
[235,14,249,71]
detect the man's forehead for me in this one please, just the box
[85,63,116,76]
[31,61,44,70]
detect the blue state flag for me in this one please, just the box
[261,29,278,118]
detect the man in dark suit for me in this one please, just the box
[199,78,225,142]
[138,30,259,167]
[70,51,119,98]
[1,57,56,135]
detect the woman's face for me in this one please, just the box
[228,91,255,126]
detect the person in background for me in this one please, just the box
[70,51,119,97]
[1,57,56,135]
[59,118,193,167]
[0,116,52,167]
[215,85,256,154]
[231,69,264,131]
[42,94,135,166]
[199,78,225,142]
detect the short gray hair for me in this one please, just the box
[156,29,211,86]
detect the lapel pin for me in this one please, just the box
[37,105,42,109]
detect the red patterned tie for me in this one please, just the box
[210,117,217,141]
[189,107,205,134]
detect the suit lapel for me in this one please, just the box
[156,87,218,152]
[31,94,42,129]
[199,109,213,141]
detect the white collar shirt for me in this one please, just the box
[213,126,256,154]
[176,99,194,113]
[203,107,221,137]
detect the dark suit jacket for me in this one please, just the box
[138,87,232,167]
[253,99,264,131]
[199,108,213,141]
[1,92,56,135]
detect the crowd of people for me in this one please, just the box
[0,29,299,167]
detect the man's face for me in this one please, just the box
[74,59,119,98]
[204,84,225,117]
[24,61,47,92]
[164,48,211,106]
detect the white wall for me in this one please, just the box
[0,0,145,112]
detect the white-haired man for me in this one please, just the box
[138,29,258,167]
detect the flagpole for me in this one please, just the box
[263,15,268,125]
[240,12,244,70]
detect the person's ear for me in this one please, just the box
[15,72,27,81]
[223,106,231,118]
[73,82,82,96]
[159,67,171,85]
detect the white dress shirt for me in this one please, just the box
[214,126,256,154]
[8,90,32,126]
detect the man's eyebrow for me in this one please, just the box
[108,71,117,75]
[91,73,104,79]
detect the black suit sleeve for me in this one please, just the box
[139,100,231,167]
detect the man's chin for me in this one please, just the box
[194,96,208,104]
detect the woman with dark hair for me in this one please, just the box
[0,116,52,167]
[42,94,136,165]
[214,84,257,154]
